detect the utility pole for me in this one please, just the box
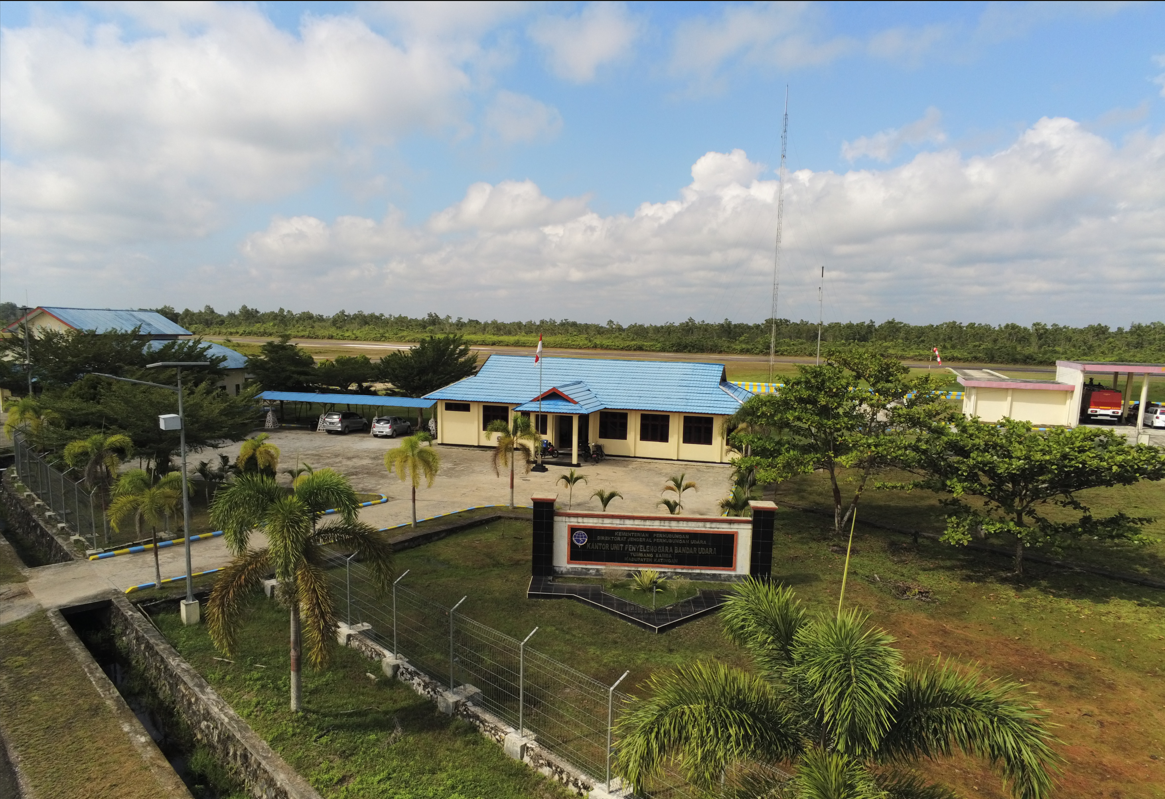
[19,306,32,395]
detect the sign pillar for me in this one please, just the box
[531,496,556,577]
[749,501,777,579]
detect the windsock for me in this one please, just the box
[933,347,942,366]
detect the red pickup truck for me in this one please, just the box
[1081,388,1124,423]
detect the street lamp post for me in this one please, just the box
[95,361,210,624]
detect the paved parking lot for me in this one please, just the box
[214,429,737,528]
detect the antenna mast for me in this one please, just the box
[816,265,824,366]
[768,86,789,383]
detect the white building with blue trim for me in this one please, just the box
[424,354,753,464]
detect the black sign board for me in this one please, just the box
[567,525,736,571]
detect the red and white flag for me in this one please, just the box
[535,334,543,364]
[933,347,942,366]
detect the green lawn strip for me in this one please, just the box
[0,612,181,799]
[151,598,573,799]
[0,534,28,584]
[771,468,1165,579]
[384,516,1164,798]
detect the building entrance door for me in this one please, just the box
[557,415,573,451]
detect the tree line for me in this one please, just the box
[159,304,1165,365]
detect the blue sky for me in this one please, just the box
[1,1,1162,327]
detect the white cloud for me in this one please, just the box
[1154,54,1165,98]
[866,24,949,63]
[428,180,589,232]
[228,120,1163,325]
[841,108,947,162]
[670,2,854,89]
[483,91,563,144]
[527,2,641,83]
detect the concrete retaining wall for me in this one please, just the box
[0,469,76,565]
[104,594,323,799]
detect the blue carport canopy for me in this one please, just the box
[259,391,435,408]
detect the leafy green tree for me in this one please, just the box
[379,335,478,398]
[557,469,588,509]
[486,414,541,509]
[315,355,377,393]
[384,433,440,527]
[662,473,697,512]
[108,469,187,588]
[615,579,1060,799]
[236,432,281,477]
[729,350,953,534]
[245,335,317,391]
[208,470,395,712]
[911,417,1165,575]
[0,326,225,391]
[592,488,623,511]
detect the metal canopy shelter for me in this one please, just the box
[258,391,435,408]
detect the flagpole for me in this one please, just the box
[532,334,547,472]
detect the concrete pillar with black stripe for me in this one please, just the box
[748,501,777,579]
[531,496,556,577]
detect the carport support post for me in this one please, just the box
[606,671,630,790]
[449,596,467,690]
[519,627,538,736]
[1136,376,1150,431]
[392,569,409,657]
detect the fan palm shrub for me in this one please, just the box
[592,488,623,511]
[557,469,588,509]
[662,473,697,511]
[207,469,395,711]
[615,579,1060,799]
[384,433,440,527]
[236,432,280,477]
[108,469,187,588]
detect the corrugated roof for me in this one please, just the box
[36,307,191,336]
[144,340,248,370]
[426,355,751,415]
[260,391,435,408]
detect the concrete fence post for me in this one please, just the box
[606,670,630,789]
[392,569,409,657]
[345,552,358,626]
[519,627,539,736]
[449,596,467,690]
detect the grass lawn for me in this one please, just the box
[150,597,573,799]
[379,509,1165,799]
[0,612,187,799]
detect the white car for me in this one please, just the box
[1150,407,1165,430]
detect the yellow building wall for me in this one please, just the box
[973,389,1012,422]
[27,312,74,333]
[438,401,481,446]
[1009,391,1072,426]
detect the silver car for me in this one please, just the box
[321,411,368,434]
[371,416,413,438]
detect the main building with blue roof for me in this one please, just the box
[425,354,754,464]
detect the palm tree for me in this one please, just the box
[384,433,440,527]
[64,432,133,543]
[207,469,395,712]
[108,469,187,590]
[592,488,623,512]
[3,396,60,449]
[486,415,541,509]
[194,454,237,503]
[615,579,1060,799]
[281,459,315,484]
[662,473,697,512]
[236,432,280,477]
[557,469,588,509]
[658,498,682,515]
[719,484,759,517]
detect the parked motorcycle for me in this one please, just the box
[540,440,560,460]
[588,443,605,464]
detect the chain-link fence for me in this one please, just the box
[12,432,104,547]
[331,554,701,795]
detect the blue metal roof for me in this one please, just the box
[36,307,191,336]
[426,355,751,415]
[144,340,248,370]
[260,391,435,408]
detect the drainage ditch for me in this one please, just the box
[62,605,244,799]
